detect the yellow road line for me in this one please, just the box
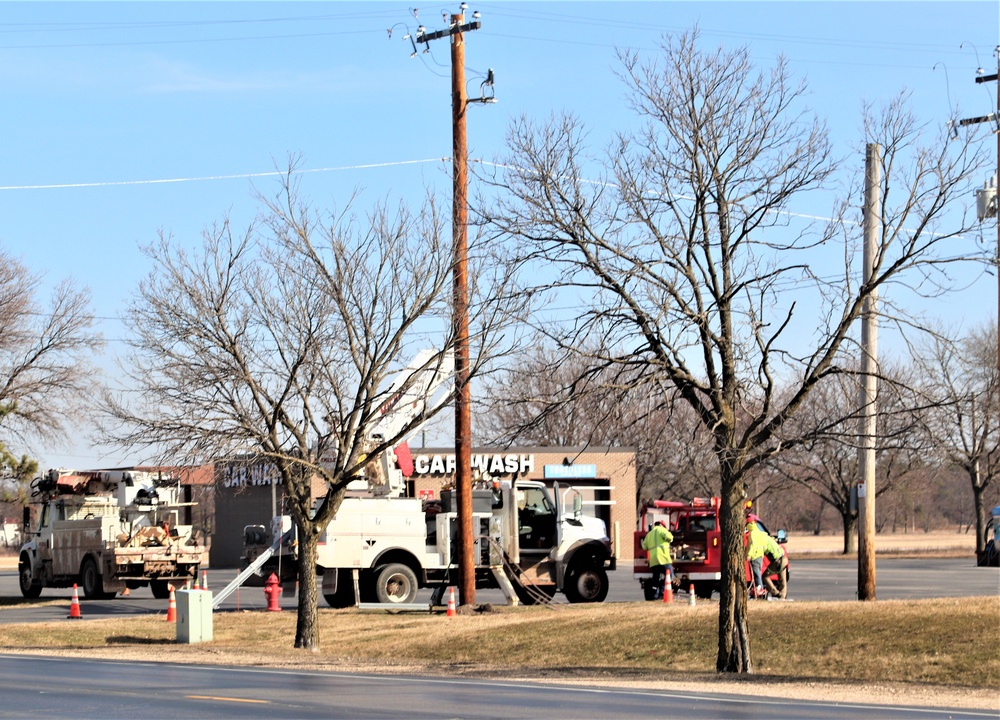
[185,695,270,704]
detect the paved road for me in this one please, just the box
[1,654,995,719]
[0,558,996,623]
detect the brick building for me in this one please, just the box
[210,446,636,568]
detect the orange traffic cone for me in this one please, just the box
[688,583,696,607]
[662,569,674,603]
[120,586,130,597]
[67,584,82,619]
[166,584,176,623]
[201,570,208,590]
[193,575,200,591]
[446,586,456,617]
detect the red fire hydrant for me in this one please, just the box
[264,573,282,612]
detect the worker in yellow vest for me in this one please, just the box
[746,516,768,597]
[642,520,674,601]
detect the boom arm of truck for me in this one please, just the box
[354,349,454,497]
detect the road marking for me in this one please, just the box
[185,695,269,704]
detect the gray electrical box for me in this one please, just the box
[976,175,998,221]
[176,589,213,644]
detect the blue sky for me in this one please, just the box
[1,1,998,469]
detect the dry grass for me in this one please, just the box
[791,530,978,558]
[1,596,997,691]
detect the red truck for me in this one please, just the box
[633,497,788,600]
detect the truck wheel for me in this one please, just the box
[324,569,357,609]
[374,563,418,604]
[564,566,609,603]
[18,558,42,599]
[149,580,171,600]
[80,557,107,600]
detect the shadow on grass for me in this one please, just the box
[106,635,174,645]
[0,596,64,608]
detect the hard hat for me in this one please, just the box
[746,514,759,524]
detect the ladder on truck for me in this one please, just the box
[211,528,293,610]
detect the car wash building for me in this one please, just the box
[407,447,636,562]
[210,447,636,568]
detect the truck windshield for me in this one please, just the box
[520,487,554,516]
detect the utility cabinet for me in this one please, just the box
[176,589,213,644]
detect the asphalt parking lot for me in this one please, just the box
[0,558,996,624]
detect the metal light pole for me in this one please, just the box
[857,143,881,602]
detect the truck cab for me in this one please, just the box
[502,480,615,604]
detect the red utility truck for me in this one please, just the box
[633,497,788,600]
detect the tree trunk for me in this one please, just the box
[716,477,753,673]
[841,510,857,555]
[972,478,986,554]
[812,496,824,536]
[294,526,320,651]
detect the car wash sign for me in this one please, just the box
[412,453,535,478]
[220,461,283,488]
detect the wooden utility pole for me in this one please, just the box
[450,12,475,610]
[416,9,482,608]
[959,47,999,402]
[857,142,881,602]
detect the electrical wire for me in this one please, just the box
[0,159,449,191]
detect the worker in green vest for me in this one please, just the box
[642,520,674,600]
[762,533,789,599]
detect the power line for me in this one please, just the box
[0,27,384,51]
[0,159,449,191]
[485,4,992,58]
[0,10,398,33]
[0,154,979,246]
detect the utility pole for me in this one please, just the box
[959,46,999,405]
[416,6,482,609]
[857,143,881,602]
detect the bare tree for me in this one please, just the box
[0,247,101,487]
[481,341,719,505]
[769,368,921,553]
[103,172,514,650]
[911,323,999,553]
[479,29,988,673]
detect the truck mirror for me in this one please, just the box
[776,529,788,544]
[573,494,583,519]
[22,505,31,532]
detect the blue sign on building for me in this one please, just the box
[543,463,598,479]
